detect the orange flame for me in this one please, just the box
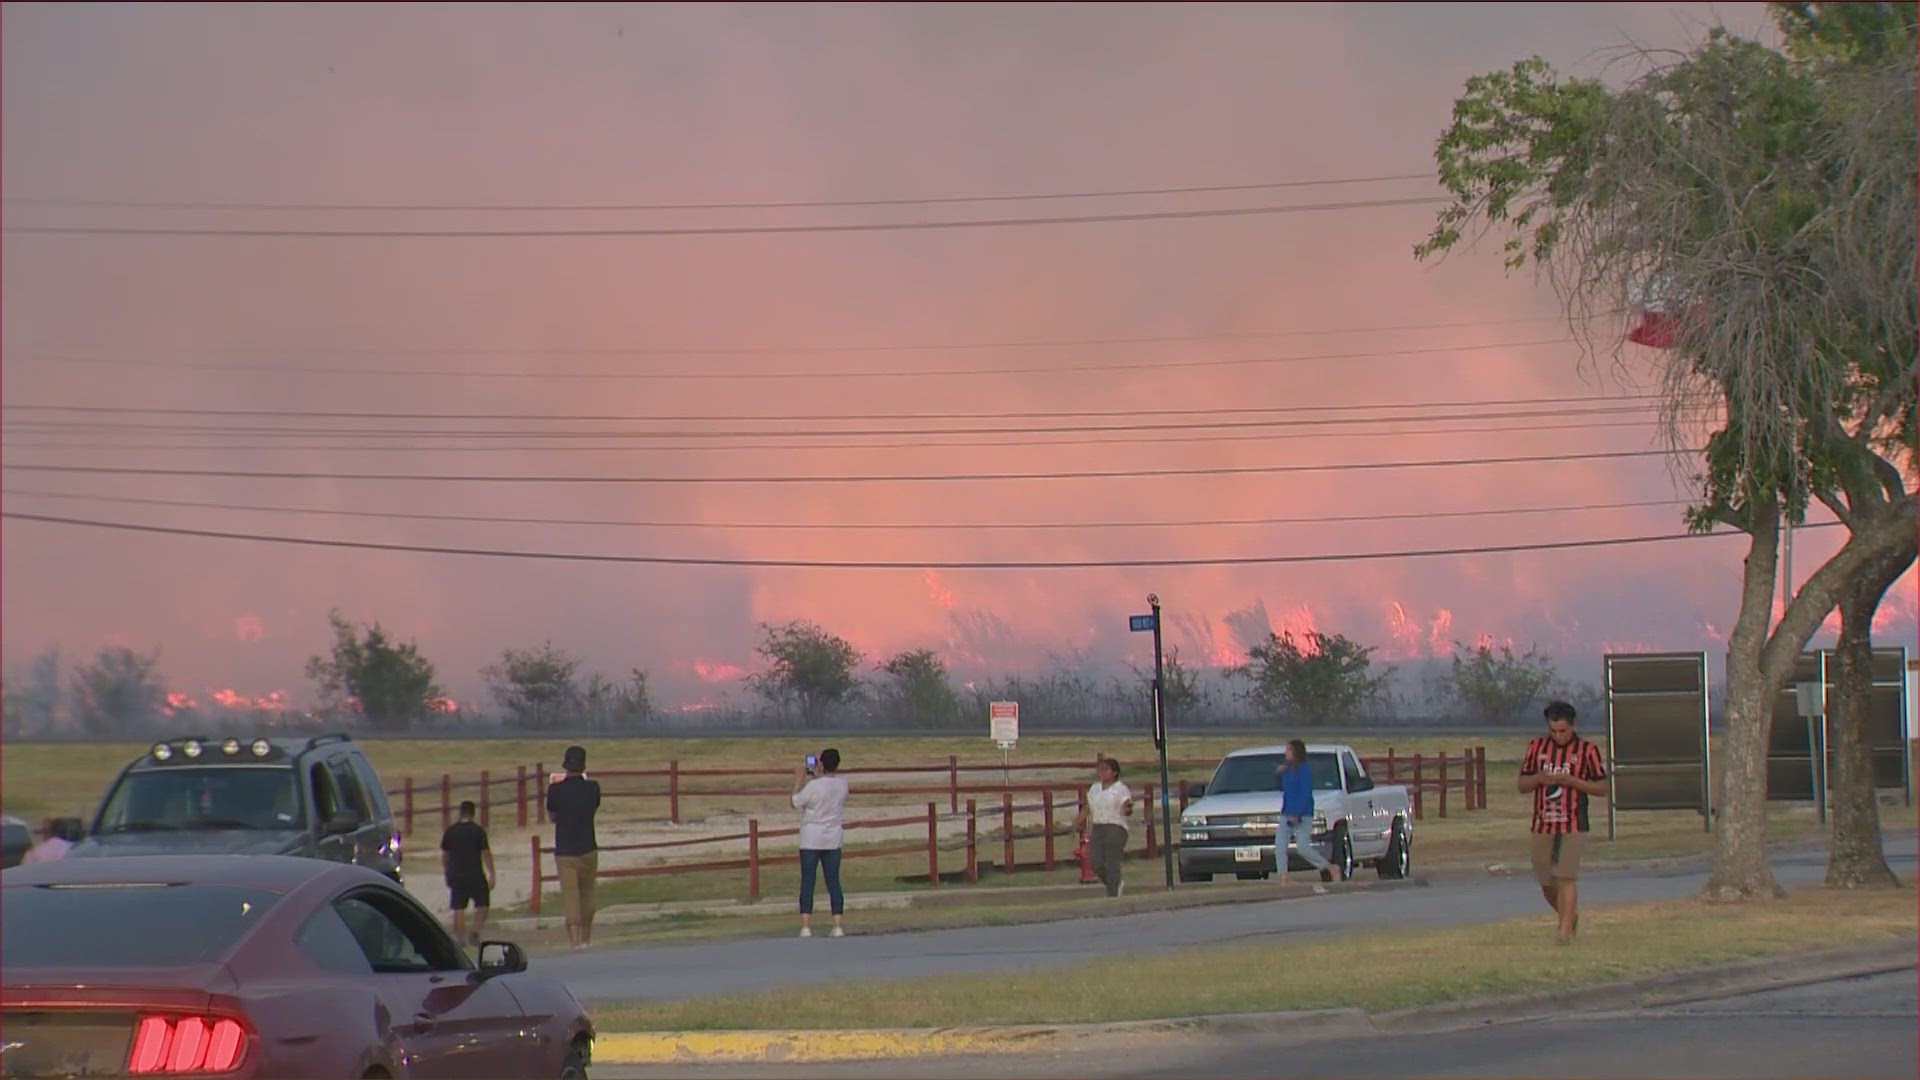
[921,570,958,610]
[675,659,748,684]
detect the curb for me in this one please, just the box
[587,939,1918,1064]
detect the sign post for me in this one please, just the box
[1793,680,1827,825]
[990,701,1019,788]
[1131,594,1174,890]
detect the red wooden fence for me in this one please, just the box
[406,746,1489,838]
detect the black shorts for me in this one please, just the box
[449,879,491,910]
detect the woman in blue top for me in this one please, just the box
[1277,739,1342,888]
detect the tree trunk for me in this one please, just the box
[1825,542,1915,889]
[1704,520,1791,902]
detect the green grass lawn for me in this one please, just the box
[588,885,1920,1031]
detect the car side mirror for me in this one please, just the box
[324,814,360,836]
[1187,782,1206,800]
[475,941,527,979]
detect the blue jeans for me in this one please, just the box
[799,847,844,915]
[1284,817,1331,873]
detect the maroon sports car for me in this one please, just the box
[1,855,593,1078]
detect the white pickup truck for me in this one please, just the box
[1176,743,1414,883]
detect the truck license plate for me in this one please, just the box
[1234,847,1260,863]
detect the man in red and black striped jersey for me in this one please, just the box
[1517,700,1609,943]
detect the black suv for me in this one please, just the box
[70,733,404,882]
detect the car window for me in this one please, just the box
[2,883,278,966]
[348,755,393,822]
[333,889,467,974]
[329,759,372,823]
[95,767,303,833]
[295,905,375,976]
[1207,752,1342,795]
[1342,753,1369,789]
[310,763,340,822]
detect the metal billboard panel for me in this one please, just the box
[1605,651,1709,838]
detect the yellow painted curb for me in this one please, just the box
[592,1028,1048,1064]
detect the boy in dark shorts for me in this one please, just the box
[1518,701,1609,943]
[440,800,495,947]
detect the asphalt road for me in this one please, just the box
[596,969,1920,1079]
[543,836,1919,1004]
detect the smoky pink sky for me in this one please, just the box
[3,2,1911,712]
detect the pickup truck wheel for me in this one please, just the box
[1376,819,1411,880]
[1321,825,1354,883]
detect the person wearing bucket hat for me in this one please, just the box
[546,745,601,949]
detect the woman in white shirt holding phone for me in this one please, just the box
[791,747,850,938]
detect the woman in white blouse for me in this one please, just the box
[1074,756,1134,897]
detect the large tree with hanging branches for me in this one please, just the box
[1414,2,1916,900]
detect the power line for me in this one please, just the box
[13,312,1601,358]
[15,336,1585,380]
[0,416,1664,455]
[0,448,1688,486]
[0,487,1694,532]
[0,171,1434,213]
[0,509,1838,570]
[0,397,1655,431]
[0,194,1449,239]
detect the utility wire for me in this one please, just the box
[12,312,1604,358]
[14,336,1581,380]
[0,417,1664,455]
[0,447,1689,485]
[0,170,1434,213]
[0,398,1655,431]
[0,509,1839,570]
[0,487,1694,532]
[0,194,1449,239]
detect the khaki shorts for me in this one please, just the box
[556,851,599,925]
[1530,831,1587,884]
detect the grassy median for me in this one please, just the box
[588,885,1919,1030]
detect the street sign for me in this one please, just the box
[1129,614,1158,633]
[989,701,1019,746]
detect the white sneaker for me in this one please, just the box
[1117,882,1125,896]
[830,927,845,938]
[799,927,812,938]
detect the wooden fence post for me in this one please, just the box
[440,774,452,830]
[1042,791,1055,870]
[1002,793,1015,875]
[402,777,414,837]
[479,770,491,830]
[1412,754,1425,820]
[668,760,681,825]
[528,834,543,918]
[535,761,546,826]
[1178,779,1189,813]
[1477,746,1488,808]
[1462,746,1475,810]
[927,802,940,887]
[516,766,528,829]
[966,799,978,885]
[949,755,960,814]
[747,818,761,902]
[1439,754,1449,818]
[1385,747,1397,783]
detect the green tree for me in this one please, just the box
[580,669,655,731]
[1442,641,1561,725]
[1132,645,1214,724]
[875,649,965,728]
[304,610,443,732]
[482,642,582,730]
[1235,631,1389,726]
[748,621,864,729]
[1413,3,1915,899]
[71,646,167,736]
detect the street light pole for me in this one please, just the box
[1149,594,1174,890]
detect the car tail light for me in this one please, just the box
[128,1014,250,1074]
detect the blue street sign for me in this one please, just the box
[1129,614,1158,633]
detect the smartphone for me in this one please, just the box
[805,754,819,773]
